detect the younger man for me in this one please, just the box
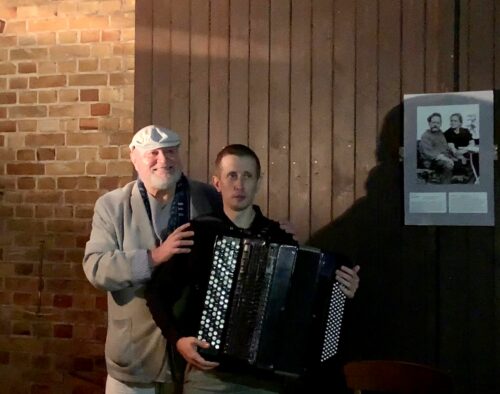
[146,144,360,393]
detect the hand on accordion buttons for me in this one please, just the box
[336,265,360,299]
[176,337,220,371]
[150,223,195,267]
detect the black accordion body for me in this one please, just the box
[197,235,347,377]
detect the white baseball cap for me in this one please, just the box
[129,125,181,151]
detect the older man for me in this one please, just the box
[419,112,457,184]
[83,125,221,393]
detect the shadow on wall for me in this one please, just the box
[307,103,436,364]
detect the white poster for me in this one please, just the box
[404,91,494,226]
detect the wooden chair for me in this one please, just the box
[343,360,453,394]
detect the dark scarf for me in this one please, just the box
[137,174,190,244]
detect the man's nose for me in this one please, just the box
[157,150,169,162]
[234,177,244,189]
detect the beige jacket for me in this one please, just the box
[83,180,220,383]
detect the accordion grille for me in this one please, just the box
[197,237,240,351]
[321,281,346,361]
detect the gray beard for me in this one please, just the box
[150,169,182,191]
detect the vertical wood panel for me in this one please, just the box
[228,0,250,144]
[310,0,333,233]
[152,0,171,128]
[402,0,425,94]
[134,0,153,130]
[463,2,496,392]
[268,0,290,220]
[332,0,355,219]
[189,0,210,182]
[136,3,500,391]
[354,0,377,198]
[248,0,270,212]
[170,1,191,168]
[401,0,438,365]
[425,0,455,91]
[289,0,311,242]
[378,0,401,133]
[208,0,230,176]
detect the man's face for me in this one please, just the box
[450,115,461,129]
[131,146,182,193]
[429,115,442,132]
[212,154,260,213]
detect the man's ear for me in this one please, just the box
[212,175,221,192]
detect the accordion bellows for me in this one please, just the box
[197,235,347,376]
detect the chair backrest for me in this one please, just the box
[343,360,453,394]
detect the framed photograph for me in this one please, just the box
[403,91,494,226]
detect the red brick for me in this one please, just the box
[12,321,32,336]
[25,191,62,204]
[18,119,37,131]
[49,104,88,117]
[99,147,118,160]
[110,72,133,85]
[9,77,28,89]
[57,177,77,189]
[6,163,44,175]
[0,351,9,364]
[37,177,55,189]
[29,18,67,32]
[18,177,36,189]
[9,105,46,118]
[69,74,107,86]
[53,295,72,308]
[39,91,57,103]
[18,62,37,74]
[34,205,54,218]
[36,148,55,161]
[0,121,16,132]
[0,62,16,75]
[13,293,32,306]
[30,384,51,394]
[95,296,107,311]
[29,75,66,89]
[54,324,73,339]
[81,30,100,43]
[0,206,14,217]
[25,134,65,146]
[79,118,98,130]
[45,162,85,175]
[66,133,107,146]
[80,89,99,101]
[75,207,94,218]
[15,206,34,217]
[17,149,35,160]
[10,48,47,60]
[90,103,110,116]
[0,92,16,104]
[19,91,37,104]
[46,220,86,233]
[31,355,51,370]
[14,264,34,275]
[73,357,93,371]
[55,89,76,103]
[69,16,109,29]
[79,58,98,72]
[95,326,106,343]
[64,190,100,204]
[102,30,121,42]
[86,162,106,175]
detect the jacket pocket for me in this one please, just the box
[105,318,134,368]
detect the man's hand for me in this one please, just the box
[150,223,194,267]
[279,220,298,241]
[176,337,219,371]
[336,265,360,299]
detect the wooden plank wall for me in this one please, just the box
[135,1,499,393]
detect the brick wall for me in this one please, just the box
[0,1,135,392]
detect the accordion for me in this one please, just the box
[197,235,347,376]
